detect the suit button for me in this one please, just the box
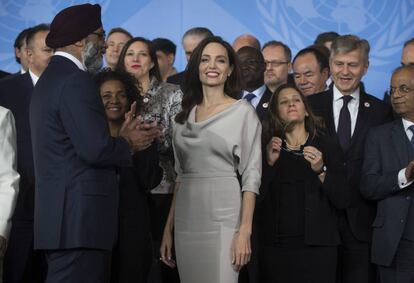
[407,196,411,200]
[401,219,405,223]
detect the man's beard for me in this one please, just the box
[81,40,103,74]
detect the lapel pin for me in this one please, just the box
[364,102,370,108]
[143,97,149,103]
[262,102,269,108]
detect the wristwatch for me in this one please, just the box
[316,165,327,175]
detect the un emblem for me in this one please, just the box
[257,0,414,66]
[0,0,111,70]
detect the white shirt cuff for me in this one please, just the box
[398,168,414,189]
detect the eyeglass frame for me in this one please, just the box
[265,60,290,67]
[389,85,414,96]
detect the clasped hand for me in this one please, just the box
[119,102,161,152]
[266,137,323,173]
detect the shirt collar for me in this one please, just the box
[242,84,267,99]
[402,118,414,132]
[333,84,360,102]
[28,69,39,86]
[54,51,86,71]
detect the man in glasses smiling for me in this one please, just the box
[361,65,414,283]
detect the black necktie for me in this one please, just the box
[244,93,256,103]
[337,95,353,151]
[409,125,414,149]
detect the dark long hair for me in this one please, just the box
[175,36,244,124]
[262,83,324,146]
[115,37,162,82]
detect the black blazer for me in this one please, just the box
[308,85,393,241]
[113,144,163,282]
[0,72,35,221]
[258,133,350,246]
[256,86,272,122]
[30,55,132,250]
[166,70,185,87]
[0,70,10,80]
[361,119,414,266]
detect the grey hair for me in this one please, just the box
[330,34,370,64]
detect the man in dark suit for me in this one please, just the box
[308,35,393,283]
[167,27,213,87]
[0,23,52,283]
[29,4,158,282]
[236,46,270,283]
[361,65,414,283]
[237,46,271,122]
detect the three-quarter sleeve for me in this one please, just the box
[235,104,262,194]
[0,107,19,239]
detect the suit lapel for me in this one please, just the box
[349,92,369,148]
[392,119,410,166]
[325,89,336,134]
[256,87,272,121]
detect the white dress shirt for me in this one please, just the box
[398,118,414,189]
[0,106,19,239]
[242,85,267,109]
[28,69,39,86]
[333,85,360,136]
[54,51,86,71]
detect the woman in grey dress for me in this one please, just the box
[160,36,262,283]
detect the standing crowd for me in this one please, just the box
[0,3,413,283]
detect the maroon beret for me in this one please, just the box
[46,3,102,48]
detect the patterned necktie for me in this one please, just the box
[337,95,353,151]
[244,93,256,103]
[409,125,414,149]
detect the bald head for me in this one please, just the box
[402,38,414,66]
[233,34,260,52]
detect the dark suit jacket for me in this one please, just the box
[114,144,163,282]
[0,72,35,221]
[308,85,393,242]
[0,70,10,80]
[166,70,185,87]
[259,133,350,246]
[30,55,132,250]
[255,86,272,122]
[361,119,414,266]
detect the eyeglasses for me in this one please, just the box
[265,60,289,67]
[91,31,106,40]
[390,85,414,95]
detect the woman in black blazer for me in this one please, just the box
[95,69,163,283]
[258,83,350,283]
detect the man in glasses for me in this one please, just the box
[361,65,414,283]
[30,4,158,282]
[309,34,393,283]
[237,46,271,121]
[262,40,292,94]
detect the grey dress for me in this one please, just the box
[172,100,262,283]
